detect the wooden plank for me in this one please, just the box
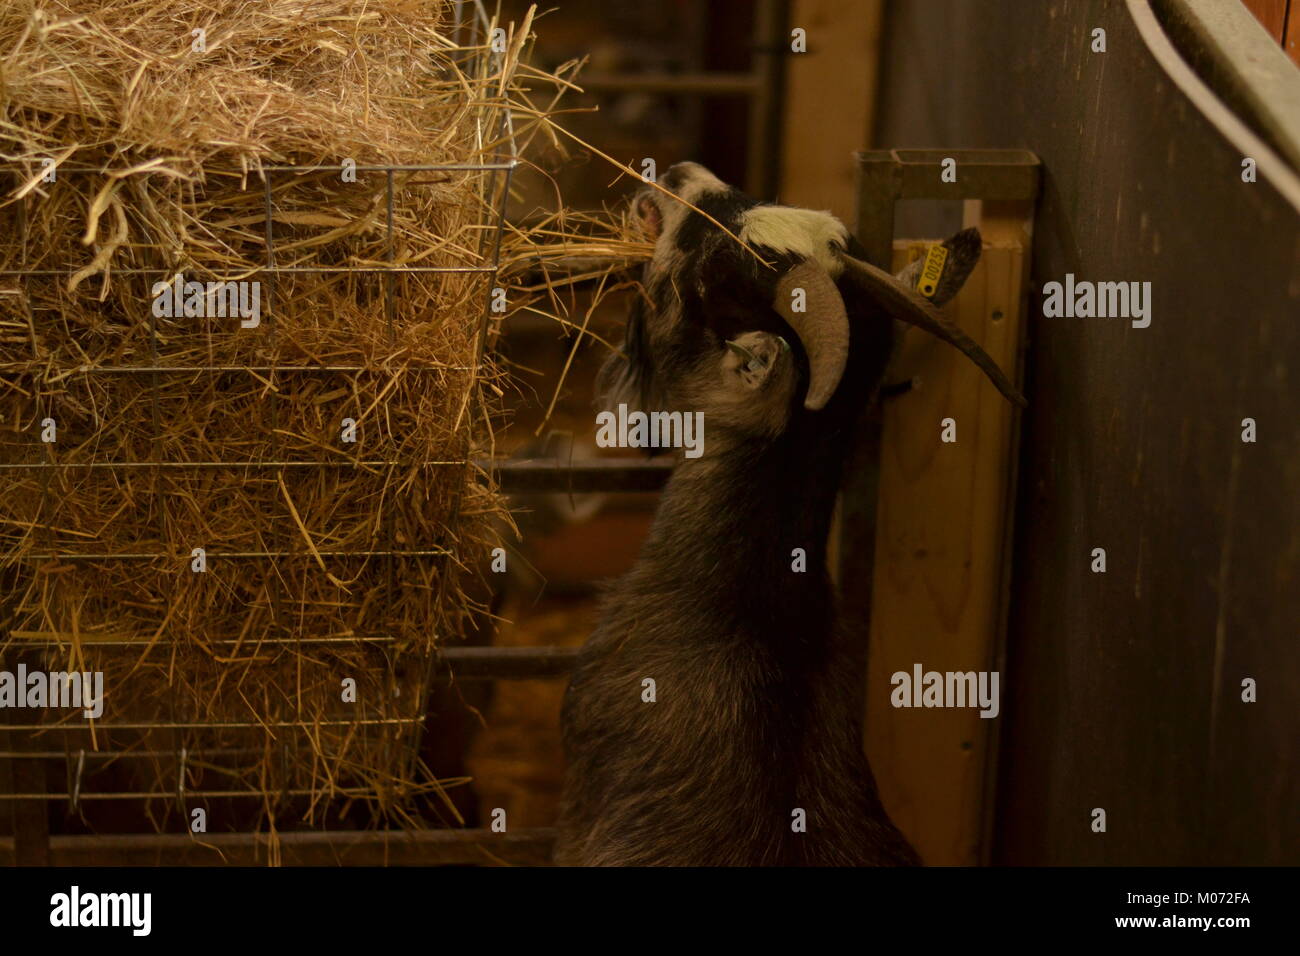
[0,828,556,867]
[576,73,758,95]
[1286,1,1300,67]
[863,231,1026,866]
[1239,0,1287,42]
[779,0,884,219]
[873,0,1300,867]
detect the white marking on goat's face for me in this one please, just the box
[636,162,732,266]
[738,206,849,277]
[661,161,729,211]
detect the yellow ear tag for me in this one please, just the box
[916,244,949,299]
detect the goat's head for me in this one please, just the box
[600,161,1023,435]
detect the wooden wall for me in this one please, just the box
[779,0,884,219]
[873,0,1300,864]
[1241,0,1300,66]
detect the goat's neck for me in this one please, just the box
[641,411,852,597]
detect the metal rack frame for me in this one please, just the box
[0,0,531,866]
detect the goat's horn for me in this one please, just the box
[773,260,850,411]
[837,253,1026,408]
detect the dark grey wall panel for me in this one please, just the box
[874,0,1298,864]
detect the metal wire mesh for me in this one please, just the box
[0,0,517,812]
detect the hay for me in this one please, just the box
[495,205,652,429]
[0,0,550,842]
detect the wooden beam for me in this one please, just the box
[1288,2,1300,67]
[779,0,884,219]
[863,222,1028,866]
[577,73,758,95]
[0,828,555,866]
[1239,0,1288,43]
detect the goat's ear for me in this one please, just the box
[836,236,1026,408]
[891,227,982,308]
[771,260,850,411]
[931,227,983,305]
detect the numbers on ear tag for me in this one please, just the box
[916,244,949,299]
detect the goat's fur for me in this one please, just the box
[556,163,981,866]
[738,205,849,277]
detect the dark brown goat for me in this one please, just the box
[554,163,1017,866]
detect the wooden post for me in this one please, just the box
[863,213,1029,865]
[778,0,884,219]
[843,150,1038,864]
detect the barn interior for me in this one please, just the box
[0,0,1296,869]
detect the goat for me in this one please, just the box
[554,162,1022,866]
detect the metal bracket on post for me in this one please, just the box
[854,148,1041,267]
